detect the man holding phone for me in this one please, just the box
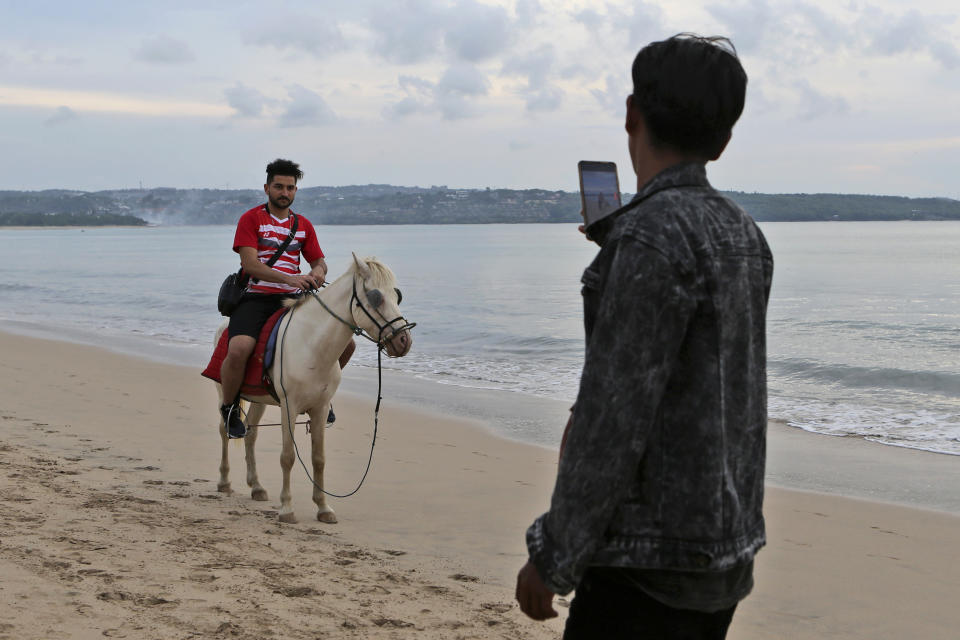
[516,34,773,639]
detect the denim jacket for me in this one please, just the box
[527,163,773,595]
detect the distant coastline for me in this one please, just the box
[0,211,148,227]
[2,185,959,226]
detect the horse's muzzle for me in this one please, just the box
[383,327,413,358]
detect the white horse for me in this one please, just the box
[213,254,414,524]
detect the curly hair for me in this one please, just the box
[266,158,304,184]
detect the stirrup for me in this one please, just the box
[221,403,247,439]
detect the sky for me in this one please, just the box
[1,0,958,198]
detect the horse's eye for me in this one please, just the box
[366,289,383,307]
[394,288,403,305]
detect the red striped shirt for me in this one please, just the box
[232,205,324,295]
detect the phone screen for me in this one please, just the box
[578,161,622,226]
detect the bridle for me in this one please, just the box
[307,274,416,350]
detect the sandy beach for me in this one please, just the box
[1,330,958,639]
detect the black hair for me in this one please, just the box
[265,158,303,184]
[631,33,747,158]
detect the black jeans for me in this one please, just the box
[563,569,737,640]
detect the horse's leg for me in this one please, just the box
[278,399,298,524]
[308,403,337,524]
[216,385,232,495]
[244,402,268,501]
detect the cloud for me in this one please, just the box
[435,63,489,119]
[133,35,195,64]
[367,0,446,64]
[514,0,542,29]
[224,83,268,118]
[384,95,431,119]
[443,0,512,62]
[929,39,960,69]
[399,75,435,94]
[793,79,849,120]
[245,18,347,58]
[591,75,626,111]
[43,105,77,127]
[278,85,337,127]
[384,64,489,120]
[793,2,848,48]
[620,2,665,47]
[706,0,771,53]
[573,2,664,50]
[366,0,513,64]
[0,85,229,117]
[525,87,563,112]
[437,63,490,96]
[382,75,436,120]
[572,9,604,32]
[502,45,564,113]
[867,9,960,69]
[502,45,554,90]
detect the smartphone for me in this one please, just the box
[578,161,622,227]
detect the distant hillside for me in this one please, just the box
[1,185,958,226]
[726,192,960,221]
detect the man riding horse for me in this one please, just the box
[219,159,355,438]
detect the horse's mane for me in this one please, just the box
[285,256,395,310]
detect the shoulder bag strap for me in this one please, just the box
[242,211,300,285]
[264,213,299,268]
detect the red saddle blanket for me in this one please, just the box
[201,309,286,398]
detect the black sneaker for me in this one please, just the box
[220,403,247,439]
[327,405,336,424]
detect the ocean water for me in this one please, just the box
[1,222,958,455]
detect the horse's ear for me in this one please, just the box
[352,252,372,280]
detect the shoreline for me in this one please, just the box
[1,330,959,638]
[2,319,958,505]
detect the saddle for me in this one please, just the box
[201,309,288,401]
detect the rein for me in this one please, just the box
[306,277,416,347]
[275,274,414,499]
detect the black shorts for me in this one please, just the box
[227,293,295,339]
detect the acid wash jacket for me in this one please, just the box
[527,162,773,596]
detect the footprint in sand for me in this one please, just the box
[424,585,449,594]
[371,618,414,628]
[301,527,333,537]
[358,585,391,595]
[275,586,318,597]
[481,602,512,614]
[188,572,219,584]
[449,573,479,583]
[97,591,177,607]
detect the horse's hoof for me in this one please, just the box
[217,484,233,495]
[251,488,268,501]
[278,512,298,524]
[317,510,338,524]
